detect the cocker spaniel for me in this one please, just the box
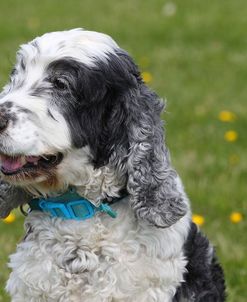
[0,29,225,302]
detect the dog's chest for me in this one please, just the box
[6,201,188,302]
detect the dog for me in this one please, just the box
[0,29,225,301]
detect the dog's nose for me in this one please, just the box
[0,115,9,132]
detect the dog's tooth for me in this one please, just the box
[21,156,27,165]
[41,155,49,161]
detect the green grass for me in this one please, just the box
[0,0,246,300]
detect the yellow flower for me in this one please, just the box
[224,130,238,142]
[192,214,205,226]
[230,212,243,224]
[3,212,16,224]
[218,111,236,122]
[141,71,152,84]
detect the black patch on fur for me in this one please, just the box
[173,222,226,301]
[46,52,137,167]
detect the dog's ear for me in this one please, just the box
[0,179,30,218]
[125,86,188,227]
[111,51,188,228]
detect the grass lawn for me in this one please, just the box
[0,0,246,301]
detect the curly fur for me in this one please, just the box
[7,199,190,302]
[0,29,225,301]
[126,83,188,227]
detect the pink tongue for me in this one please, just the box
[1,155,41,172]
[1,156,25,172]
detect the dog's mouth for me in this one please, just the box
[0,153,63,176]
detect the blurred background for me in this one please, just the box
[0,0,246,301]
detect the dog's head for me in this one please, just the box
[0,29,188,227]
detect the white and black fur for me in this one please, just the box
[0,29,225,301]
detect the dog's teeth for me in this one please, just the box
[42,155,49,161]
[21,156,27,165]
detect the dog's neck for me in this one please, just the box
[24,148,127,205]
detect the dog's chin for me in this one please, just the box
[0,152,63,186]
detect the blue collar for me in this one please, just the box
[28,188,125,221]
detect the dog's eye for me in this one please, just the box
[53,78,67,90]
